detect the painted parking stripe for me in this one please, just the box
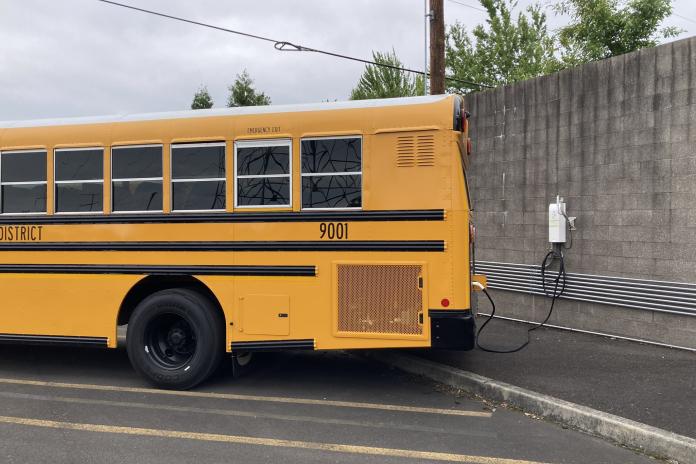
[0,378,491,417]
[0,391,495,438]
[0,414,549,464]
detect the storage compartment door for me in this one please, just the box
[240,294,290,336]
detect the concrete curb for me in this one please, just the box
[371,352,696,464]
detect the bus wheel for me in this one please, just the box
[126,288,223,390]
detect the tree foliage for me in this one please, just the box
[191,85,214,110]
[445,0,679,91]
[350,50,424,100]
[446,0,559,92]
[227,70,271,107]
[555,0,681,66]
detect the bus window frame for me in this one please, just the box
[233,138,292,210]
[300,135,363,211]
[0,148,48,216]
[54,147,104,215]
[110,143,164,214]
[170,141,227,213]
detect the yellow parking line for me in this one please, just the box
[0,377,490,417]
[0,391,491,437]
[0,414,549,464]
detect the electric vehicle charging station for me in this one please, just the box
[476,195,576,353]
[549,196,567,244]
[548,195,576,246]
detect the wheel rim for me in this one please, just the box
[145,313,196,369]
[235,352,253,367]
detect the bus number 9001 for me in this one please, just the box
[319,223,348,240]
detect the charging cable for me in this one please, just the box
[475,249,567,353]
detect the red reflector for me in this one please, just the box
[441,298,450,307]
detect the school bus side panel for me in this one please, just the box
[0,273,138,346]
[0,96,469,352]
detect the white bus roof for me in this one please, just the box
[0,95,450,129]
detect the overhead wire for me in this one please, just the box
[673,12,696,26]
[446,0,487,14]
[95,0,490,89]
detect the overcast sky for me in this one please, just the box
[1,0,695,121]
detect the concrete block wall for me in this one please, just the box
[466,36,696,349]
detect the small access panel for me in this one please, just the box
[240,294,290,336]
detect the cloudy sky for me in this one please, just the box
[1,0,695,121]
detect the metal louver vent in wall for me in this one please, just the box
[396,134,436,167]
[475,260,696,317]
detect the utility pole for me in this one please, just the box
[424,0,430,95]
[429,0,445,95]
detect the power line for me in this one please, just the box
[95,0,490,89]
[673,12,696,26]
[446,0,487,14]
[96,0,280,44]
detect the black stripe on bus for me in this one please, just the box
[0,334,108,348]
[428,309,472,318]
[0,264,316,276]
[0,240,445,252]
[0,209,445,225]
[230,339,315,352]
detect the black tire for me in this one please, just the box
[126,288,224,390]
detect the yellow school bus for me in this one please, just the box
[0,95,475,389]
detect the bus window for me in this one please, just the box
[0,150,47,214]
[234,139,291,208]
[300,137,361,209]
[111,145,163,212]
[171,143,226,212]
[55,148,104,213]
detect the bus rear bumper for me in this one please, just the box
[429,310,476,350]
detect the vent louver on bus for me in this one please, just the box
[396,134,436,167]
[336,263,424,336]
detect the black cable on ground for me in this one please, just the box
[475,249,566,353]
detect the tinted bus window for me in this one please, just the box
[172,143,226,211]
[112,145,162,212]
[55,148,103,213]
[301,137,361,209]
[0,150,47,214]
[235,140,291,208]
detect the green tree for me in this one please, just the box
[446,0,559,92]
[227,70,271,107]
[555,0,681,66]
[350,50,424,100]
[191,85,214,110]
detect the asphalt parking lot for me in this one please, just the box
[0,345,657,464]
[423,317,696,437]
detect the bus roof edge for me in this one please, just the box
[0,95,452,130]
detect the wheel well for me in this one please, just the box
[117,275,225,327]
